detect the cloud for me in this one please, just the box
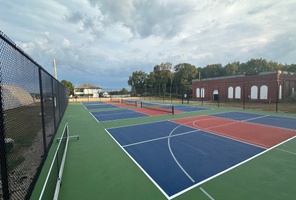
[1,0,296,89]
[87,0,196,39]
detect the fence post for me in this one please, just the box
[38,68,47,155]
[51,78,57,133]
[0,81,10,200]
[243,83,246,109]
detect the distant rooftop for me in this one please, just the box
[75,83,101,89]
[192,71,284,82]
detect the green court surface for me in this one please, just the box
[31,103,296,200]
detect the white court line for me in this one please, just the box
[122,130,199,148]
[214,113,296,132]
[89,112,101,123]
[167,124,195,183]
[169,135,296,199]
[277,148,296,156]
[104,129,170,200]
[200,187,215,200]
[91,110,136,117]
[107,119,170,130]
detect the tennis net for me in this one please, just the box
[111,98,121,103]
[122,99,138,107]
[141,101,174,114]
[39,123,69,200]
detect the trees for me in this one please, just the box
[174,63,198,94]
[61,80,74,96]
[153,62,172,95]
[224,62,239,76]
[200,64,224,78]
[126,58,296,97]
[127,70,148,95]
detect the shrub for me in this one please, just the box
[286,93,296,102]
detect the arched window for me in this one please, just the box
[251,86,258,99]
[196,88,205,98]
[260,85,268,100]
[235,86,241,99]
[201,88,205,98]
[196,88,200,98]
[228,87,233,99]
[213,90,218,101]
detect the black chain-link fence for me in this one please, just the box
[132,80,296,114]
[0,31,68,200]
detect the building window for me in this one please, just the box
[201,88,205,98]
[196,88,205,98]
[235,86,241,99]
[292,87,295,94]
[279,85,282,100]
[213,90,218,101]
[260,85,268,100]
[228,87,233,99]
[251,86,258,99]
[196,88,200,98]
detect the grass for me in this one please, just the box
[3,102,53,171]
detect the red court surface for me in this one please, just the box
[172,115,296,148]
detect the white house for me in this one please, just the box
[74,83,102,97]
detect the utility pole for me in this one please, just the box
[53,59,57,79]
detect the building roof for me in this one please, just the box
[192,71,279,82]
[75,83,101,89]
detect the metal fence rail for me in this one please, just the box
[0,31,68,200]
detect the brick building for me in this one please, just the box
[192,70,296,103]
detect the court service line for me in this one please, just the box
[168,124,195,183]
[200,115,270,132]
[172,118,268,149]
[122,130,199,148]
[104,129,170,199]
[200,187,215,200]
[276,148,296,156]
[214,113,296,132]
[91,110,136,117]
[170,135,296,200]
[89,112,101,123]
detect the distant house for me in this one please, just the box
[74,83,102,97]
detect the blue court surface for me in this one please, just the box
[106,121,264,198]
[174,105,210,112]
[82,101,105,105]
[212,111,296,130]
[84,104,118,110]
[91,109,148,122]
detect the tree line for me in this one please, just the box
[127,58,296,96]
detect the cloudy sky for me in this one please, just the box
[1,0,295,90]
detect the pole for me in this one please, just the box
[276,81,279,113]
[218,85,220,107]
[0,82,9,200]
[243,83,245,109]
[53,59,57,80]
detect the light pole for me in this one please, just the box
[170,69,173,104]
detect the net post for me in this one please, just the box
[135,101,137,107]
[141,101,143,108]
[172,105,174,115]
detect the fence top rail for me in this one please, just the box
[0,31,57,80]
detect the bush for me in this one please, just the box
[286,93,296,102]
